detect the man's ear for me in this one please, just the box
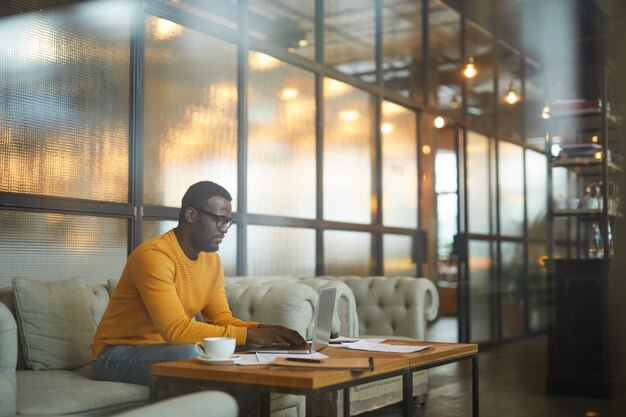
[184,207,196,224]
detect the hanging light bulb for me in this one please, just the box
[463,56,477,78]
[504,81,519,105]
[450,95,460,109]
[434,116,445,128]
[541,102,550,119]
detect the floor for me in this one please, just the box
[361,317,626,417]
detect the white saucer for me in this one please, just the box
[197,355,239,365]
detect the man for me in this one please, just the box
[92,181,305,386]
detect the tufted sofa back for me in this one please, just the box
[318,276,439,340]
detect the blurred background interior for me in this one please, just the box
[1,0,625,414]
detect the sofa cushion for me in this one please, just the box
[13,276,96,370]
[17,369,149,416]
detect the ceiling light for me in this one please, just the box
[463,56,477,79]
[422,145,432,155]
[381,123,394,134]
[340,110,360,122]
[434,116,445,128]
[450,95,460,109]
[298,39,309,47]
[504,81,519,105]
[541,103,550,119]
[280,88,299,100]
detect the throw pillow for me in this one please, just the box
[13,276,96,370]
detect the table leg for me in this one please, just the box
[343,388,351,417]
[306,393,318,417]
[150,377,159,403]
[260,392,271,417]
[472,355,479,417]
[402,370,414,417]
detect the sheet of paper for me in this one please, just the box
[235,352,329,366]
[343,340,430,353]
[329,337,386,347]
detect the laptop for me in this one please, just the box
[248,287,337,354]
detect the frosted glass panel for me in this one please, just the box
[467,21,495,132]
[501,241,524,338]
[383,234,415,276]
[499,141,524,236]
[467,131,491,234]
[249,1,315,60]
[248,52,316,218]
[142,220,237,277]
[0,1,130,202]
[324,230,371,276]
[144,17,238,208]
[158,0,238,30]
[428,0,462,117]
[526,150,547,239]
[324,0,376,83]
[381,102,418,228]
[324,79,374,224]
[247,226,315,276]
[382,0,423,99]
[469,240,493,342]
[0,210,127,287]
[528,242,548,332]
[497,42,522,141]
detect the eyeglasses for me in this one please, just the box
[193,207,233,229]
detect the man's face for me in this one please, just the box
[191,195,232,253]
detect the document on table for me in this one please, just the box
[329,337,386,346]
[343,340,430,353]
[236,352,329,366]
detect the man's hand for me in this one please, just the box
[246,324,306,347]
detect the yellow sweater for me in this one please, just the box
[92,229,257,359]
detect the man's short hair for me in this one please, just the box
[179,181,232,221]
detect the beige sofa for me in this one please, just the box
[225,275,440,417]
[0,277,317,417]
[0,275,438,417]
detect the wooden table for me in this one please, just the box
[150,341,479,417]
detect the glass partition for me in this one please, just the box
[467,131,492,234]
[524,58,547,149]
[381,101,418,228]
[248,52,316,218]
[0,210,127,287]
[383,234,414,276]
[0,0,131,202]
[324,230,371,276]
[497,41,522,141]
[468,239,494,342]
[324,0,376,83]
[427,0,462,116]
[249,0,315,60]
[157,0,238,30]
[466,21,495,132]
[500,241,525,338]
[382,0,424,100]
[526,149,548,239]
[499,141,524,236]
[247,226,315,276]
[144,18,238,208]
[323,78,374,224]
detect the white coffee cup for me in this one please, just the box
[194,337,236,359]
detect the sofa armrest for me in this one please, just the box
[225,281,318,340]
[113,391,238,417]
[0,302,17,417]
[322,276,439,340]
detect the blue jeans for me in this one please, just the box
[92,344,197,386]
[93,344,260,416]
